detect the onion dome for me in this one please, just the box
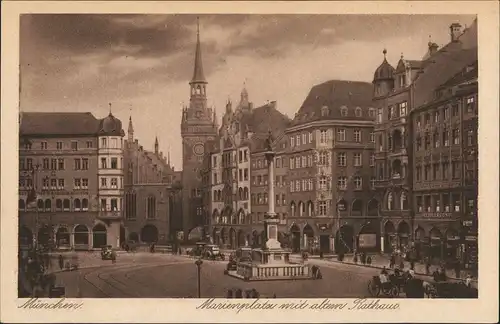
[373,49,395,83]
[99,112,125,136]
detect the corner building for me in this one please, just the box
[19,112,124,250]
[372,20,478,268]
[285,80,377,254]
[205,93,291,248]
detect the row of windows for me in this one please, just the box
[22,140,95,151]
[290,176,376,192]
[100,157,122,169]
[251,175,288,187]
[290,132,313,147]
[319,106,375,118]
[415,96,476,128]
[290,152,375,169]
[319,129,375,144]
[376,101,408,123]
[212,149,250,167]
[415,161,463,182]
[100,137,123,149]
[415,193,463,213]
[100,177,124,189]
[19,198,90,212]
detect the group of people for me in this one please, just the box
[226,288,274,298]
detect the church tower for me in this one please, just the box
[180,17,218,240]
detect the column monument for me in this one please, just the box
[226,131,313,281]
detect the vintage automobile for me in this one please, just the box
[101,245,115,260]
[234,247,253,263]
[202,245,225,261]
[188,242,206,257]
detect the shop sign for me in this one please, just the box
[465,235,477,241]
[462,220,473,227]
[358,234,377,248]
[447,236,460,240]
[422,212,452,218]
[338,203,346,211]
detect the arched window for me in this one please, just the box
[82,198,89,211]
[352,199,363,214]
[290,202,296,217]
[238,187,243,200]
[298,202,304,216]
[239,210,245,224]
[56,199,63,211]
[308,201,314,216]
[400,191,408,210]
[213,190,217,201]
[19,199,26,211]
[355,107,362,117]
[125,192,136,219]
[74,198,81,211]
[146,195,156,219]
[44,199,51,212]
[37,199,44,211]
[387,192,393,210]
[63,199,70,211]
[244,187,249,200]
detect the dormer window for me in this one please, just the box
[340,106,348,117]
[355,107,362,117]
[399,75,406,87]
[368,108,375,118]
[321,106,329,117]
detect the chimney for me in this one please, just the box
[428,42,439,55]
[450,23,462,42]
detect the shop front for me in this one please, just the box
[445,228,460,261]
[397,221,411,249]
[429,227,443,263]
[414,227,426,261]
[357,222,379,253]
[383,221,396,254]
[317,223,332,253]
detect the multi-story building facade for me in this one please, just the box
[206,95,291,249]
[123,117,178,246]
[181,20,218,240]
[372,20,478,268]
[18,112,124,250]
[285,80,376,254]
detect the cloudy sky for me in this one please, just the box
[20,14,475,169]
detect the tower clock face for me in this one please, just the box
[193,142,205,156]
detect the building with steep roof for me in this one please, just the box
[202,91,292,248]
[123,117,180,247]
[372,19,478,270]
[285,80,377,254]
[18,111,125,250]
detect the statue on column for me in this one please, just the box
[265,130,274,151]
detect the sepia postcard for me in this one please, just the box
[1,1,499,323]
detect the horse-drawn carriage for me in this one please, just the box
[368,274,400,297]
[424,281,478,298]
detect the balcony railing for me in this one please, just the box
[98,210,122,220]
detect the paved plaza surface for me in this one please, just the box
[54,253,385,298]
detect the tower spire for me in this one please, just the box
[190,16,207,84]
[154,136,159,154]
[128,115,134,141]
[168,146,171,166]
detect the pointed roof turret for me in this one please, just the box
[128,116,134,134]
[190,17,207,84]
[154,136,159,154]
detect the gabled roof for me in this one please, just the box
[413,22,478,108]
[291,80,373,126]
[20,112,101,136]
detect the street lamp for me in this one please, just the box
[195,258,203,298]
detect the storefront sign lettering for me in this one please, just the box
[358,234,377,248]
[422,212,451,218]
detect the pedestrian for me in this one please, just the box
[465,273,473,288]
[245,289,252,298]
[234,288,243,298]
[454,260,461,279]
[226,289,233,298]
[425,257,431,275]
[58,254,64,270]
[399,260,404,270]
[353,253,358,264]
[251,288,259,298]
[410,259,415,271]
[389,254,395,269]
